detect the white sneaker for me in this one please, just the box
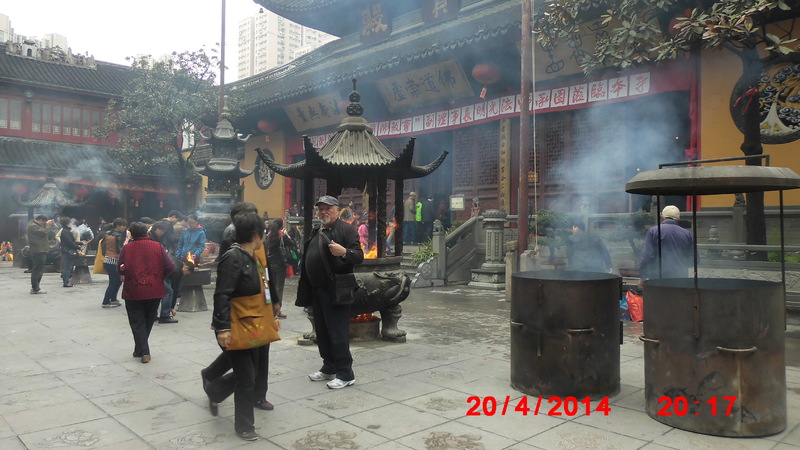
[326,378,355,389]
[308,371,335,382]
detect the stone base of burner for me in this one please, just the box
[297,266,410,345]
[349,316,380,341]
[468,268,506,290]
[73,255,94,284]
[178,269,211,312]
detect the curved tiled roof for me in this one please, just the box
[254,0,347,13]
[317,117,397,167]
[253,0,420,37]
[0,136,121,173]
[236,0,519,112]
[0,43,133,97]
[0,136,179,192]
[17,179,85,208]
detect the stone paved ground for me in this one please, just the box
[0,261,799,449]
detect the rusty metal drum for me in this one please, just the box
[510,270,621,399]
[641,278,786,437]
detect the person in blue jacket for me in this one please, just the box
[638,205,693,281]
[176,214,207,262]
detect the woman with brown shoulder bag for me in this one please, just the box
[201,212,280,441]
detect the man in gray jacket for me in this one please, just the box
[27,214,54,294]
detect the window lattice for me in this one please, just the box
[477,124,498,186]
[540,116,567,184]
[314,179,326,199]
[569,111,594,185]
[452,123,498,188]
[453,128,475,188]
[595,106,626,181]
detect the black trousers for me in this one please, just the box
[311,286,354,381]
[269,263,286,308]
[204,343,270,402]
[30,253,47,291]
[125,299,160,356]
[204,345,269,434]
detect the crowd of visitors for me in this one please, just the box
[14,193,461,441]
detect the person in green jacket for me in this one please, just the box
[415,199,424,244]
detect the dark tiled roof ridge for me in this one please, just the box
[0,42,133,97]
[0,42,131,70]
[254,0,342,13]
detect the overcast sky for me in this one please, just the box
[1,0,264,81]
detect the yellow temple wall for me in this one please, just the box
[700,48,800,208]
[242,131,287,218]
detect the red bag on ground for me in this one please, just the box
[286,265,295,278]
[626,290,644,322]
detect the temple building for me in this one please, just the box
[0,42,193,241]
[226,0,800,225]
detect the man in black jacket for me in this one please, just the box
[58,216,84,287]
[566,219,612,273]
[421,195,436,241]
[296,195,364,389]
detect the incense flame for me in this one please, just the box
[361,243,378,259]
[351,313,377,323]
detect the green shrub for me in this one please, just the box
[409,220,465,265]
[767,228,800,262]
[411,241,435,265]
[530,210,578,250]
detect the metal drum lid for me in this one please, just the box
[625,165,800,195]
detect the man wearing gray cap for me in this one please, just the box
[638,205,693,282]
[295,195,364,389]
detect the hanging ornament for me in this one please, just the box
[257,119,277,133]
[472,63,502,99]
[155,192,168,208]
[12,184,28,202]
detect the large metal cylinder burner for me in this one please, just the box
[641,277,785,436]
[626,160,800,437]
[510,270,621,399]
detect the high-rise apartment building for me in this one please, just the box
[0,13,68,50]
[238,9,335,79]
[0,14,11,43]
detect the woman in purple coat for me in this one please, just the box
[119,222,174,363]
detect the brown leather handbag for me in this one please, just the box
[227,283,280,350]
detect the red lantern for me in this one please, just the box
[131,191,145,200]
[668,9,692,37]
[74,187,89,199]
[257,119,277,133]
[12,184,27,202]
[107,189,121,199]
[155,192,168,208]
[472,63,502,99]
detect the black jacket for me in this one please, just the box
[566,230,612,272]
[296,219,363,306]
[212,246,263,331]
[216,223,236,262]
[59,226,82,254]
[421,198,436,222]
[266,231,295,268]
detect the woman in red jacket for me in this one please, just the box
[119,222,174,363]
